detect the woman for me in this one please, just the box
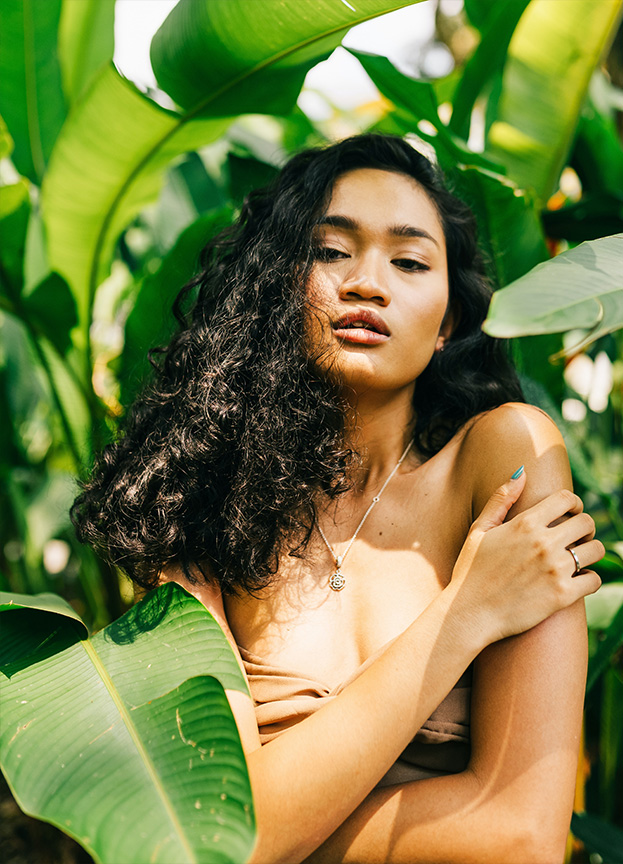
[73,134,604,863]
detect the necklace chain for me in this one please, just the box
[317,439,413,591]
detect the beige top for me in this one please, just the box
[239,638,471,788]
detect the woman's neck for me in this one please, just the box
[344,387,417,495]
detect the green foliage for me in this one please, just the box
[58,0,116,105]
[0,0,66,183]
[1,0,622,859]
[448,0,530,141]
[570,812,623,864]
[0,583,254,864]
[41,65,230,350]
[119,208,234,406]
[485,0,622,202]
[150,0,419,116]
[484,234,623,349]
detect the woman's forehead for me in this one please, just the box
[324,168,445,246]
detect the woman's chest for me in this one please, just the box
[226,460,473,688]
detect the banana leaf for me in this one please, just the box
[485,0,623,202]
[600,666,623,821]
[483,234,623,353]
[150,0,419,116]
[0,582,254,864]
[542,193,623,244]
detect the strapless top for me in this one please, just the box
[239,639,471,787]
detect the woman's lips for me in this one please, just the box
[332,310,390,345]
[333,327,389,345]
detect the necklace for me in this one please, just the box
[317,439,413,591]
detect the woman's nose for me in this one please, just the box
[339,258,390,306]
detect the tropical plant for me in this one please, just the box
[0,583,254,864]
[1,0,622,861]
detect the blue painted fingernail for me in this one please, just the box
[510,465,524,480]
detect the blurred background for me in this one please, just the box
[0,0,621,861]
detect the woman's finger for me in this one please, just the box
[550,511,596,547]
[472,467,527,532]
[567,569,602,603]
[521,487,584,527]
[563,538,605,576]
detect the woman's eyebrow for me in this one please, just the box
[317,214,439,247]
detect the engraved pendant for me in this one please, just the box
[329,569,346,591]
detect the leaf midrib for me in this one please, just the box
[81,639,196,864]
[85,0,414,325]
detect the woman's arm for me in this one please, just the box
[165,405,601,864]
[304,403,591,864]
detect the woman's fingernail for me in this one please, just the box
[510,465,524,480]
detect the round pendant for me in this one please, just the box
[329,570,346,591]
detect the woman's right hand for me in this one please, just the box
[449,468,604,645]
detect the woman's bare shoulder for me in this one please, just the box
[456,402,571,518]
[462,401,561,447]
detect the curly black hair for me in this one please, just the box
[71,133,524,595]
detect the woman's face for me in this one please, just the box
[306,168,452,398]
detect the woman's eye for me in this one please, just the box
[392,258,430,272]
[314,246,349,262]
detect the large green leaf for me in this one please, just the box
[0,0,66,184]
[58,0,116,105]
[41,64,230,351]
[483,234,623,351]
[485,0,623,202]
[0,589,87,633]
[227,152,280,207]
[0,582,254,864]
[451,165,547,287]
[151,0,420,116]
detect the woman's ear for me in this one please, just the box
[435,301,459,352]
